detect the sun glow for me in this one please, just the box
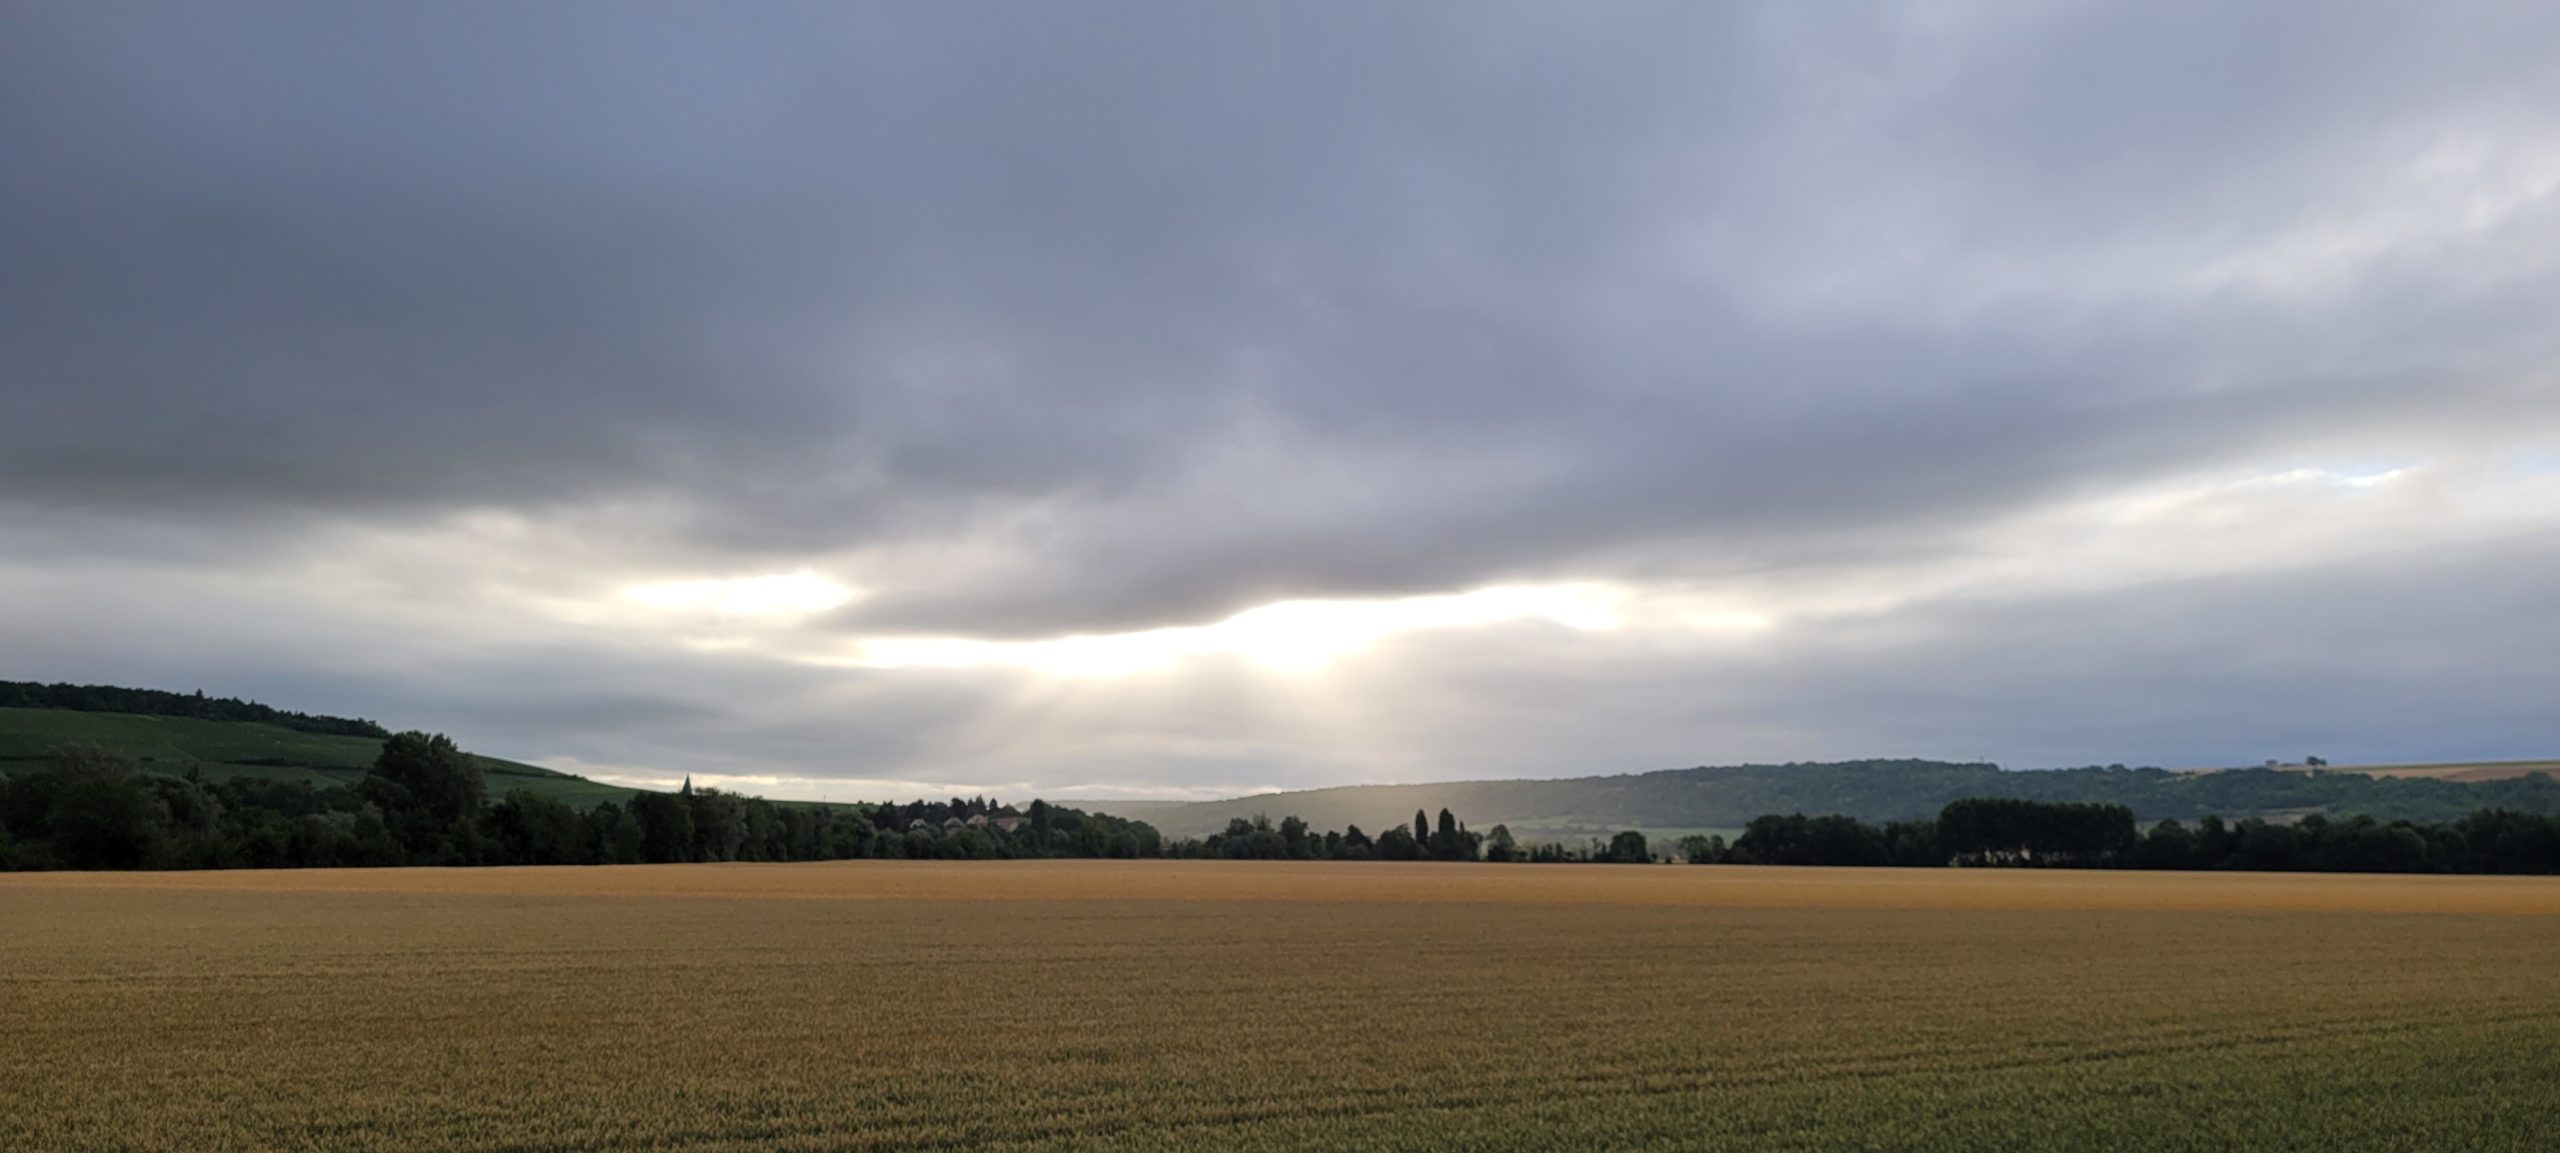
[843,583,1626,677]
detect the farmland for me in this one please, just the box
[2278,759,2560,783]
[4,863,2558,1152]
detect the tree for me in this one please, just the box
[1484,824,1519,863]
[489,790,589,866]
[1415,810,1431,846]
[688,788,747,861]
[1427,808,1479,861]
[42,745,163,870]
[592,802,646,864]
[1212,814,1285,859]
[363,732,485,827]
[2128,819,2196,870]
[1676,834,1723,865]
[1376,825,1424,861]
[628,789,695,862]
[1279,815,1310,859]
[360,732,487,862]
[1937,798,2135,866]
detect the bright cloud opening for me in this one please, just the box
[624,572,858,618]
[841,583,1627,677]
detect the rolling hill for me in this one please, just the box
[1079,758,2560,841]
[2244,759,2560,783]
[0,706,634,807]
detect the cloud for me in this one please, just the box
[3,2,2557,797]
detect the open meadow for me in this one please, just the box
[5,862,2558,1152]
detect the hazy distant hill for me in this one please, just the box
[2254,759,2560,783]
[0,703,633,808]
[1081,759,2560,841]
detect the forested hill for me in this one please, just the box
[1,680,389,737]
[0,697,628,809]
[1083,759,2560,840]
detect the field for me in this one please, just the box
[2296,760,2560,783]
[4,864,2558,1152]
[0,707,635,807]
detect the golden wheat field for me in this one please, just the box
[5,862,2558,1152]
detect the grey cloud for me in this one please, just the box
[5,2,2559,791]
[11,6,2553,569]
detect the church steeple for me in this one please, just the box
[679,775,693,796]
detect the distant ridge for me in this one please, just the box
[2216,759,2560,783]
[1079,758,2560,841]
[0,680,387,738]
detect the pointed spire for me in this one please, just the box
[680,775,693,796]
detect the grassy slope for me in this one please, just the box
[1084,759,2560,840]
[0,707,636,807]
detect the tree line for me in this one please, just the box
[0,680,389,738]
[0,734,1160,870]
[1160,796,2560,874]
[1166,808,1489,861]
[1712,797,2560,873]
[1162,809,1665,863]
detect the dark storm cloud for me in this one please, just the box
[10,1,2559,636]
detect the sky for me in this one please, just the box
[5,2,2559,802]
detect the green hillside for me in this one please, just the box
[1083,759,2560,841]
[0,707,635,807]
